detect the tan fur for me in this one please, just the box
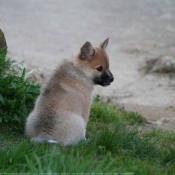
[25,39,113,147]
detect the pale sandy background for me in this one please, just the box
[1,0,175,130]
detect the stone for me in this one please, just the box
[0,29,7,52]
[27,68,50,86]
[147,56,175,73]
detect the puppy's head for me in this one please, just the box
[75,38,114,86]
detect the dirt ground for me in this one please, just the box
[1,0,175,130]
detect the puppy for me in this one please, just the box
[25,38,114,147]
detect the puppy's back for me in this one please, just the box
[25,60,93,146]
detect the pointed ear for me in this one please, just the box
[100,38,109,50]
[80,42,94,60]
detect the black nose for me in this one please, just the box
[109,76,114,82]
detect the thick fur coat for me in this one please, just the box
[25,39,114,147]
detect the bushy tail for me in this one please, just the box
[31,136,58,144]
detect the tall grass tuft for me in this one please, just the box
[0,48,40,133]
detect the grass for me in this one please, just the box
[0,99,175,174]
[0,47,40,133]
[0,48,175,174]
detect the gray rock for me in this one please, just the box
[27,68,50,86]
[0,29,7,53]
[147,56,175,73]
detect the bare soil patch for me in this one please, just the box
[1,0,175,131]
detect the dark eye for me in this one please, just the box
[96,66,103,72]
